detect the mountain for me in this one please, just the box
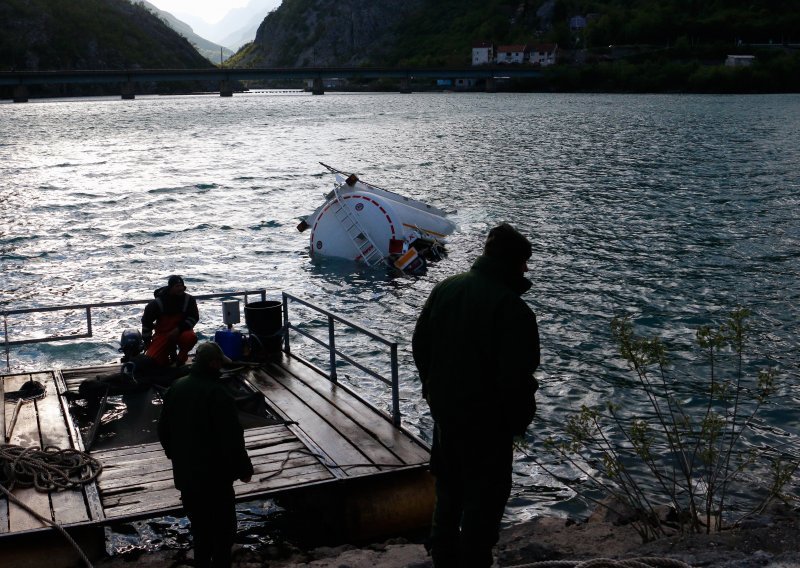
[231,0,426,67]
[135,1,234,63]
[214,0,283,51]
[0,0,212,71]
[229,0,800,68]
[172,0,282,51]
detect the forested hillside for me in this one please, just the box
[0,0,212,71]
[231,0,799,67]
[1,0,798,93]
[227,0,799,92]
[392,0,800,66]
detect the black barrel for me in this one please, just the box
[244,300,283,355]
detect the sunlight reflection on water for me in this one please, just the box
[1,93,799,543]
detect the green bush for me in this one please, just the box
[536,309,797,542]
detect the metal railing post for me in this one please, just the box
[282,293,291,355]
[85,307,93,337]
[390,342,400,427]
[3,314,9,372]
[328,314,337,383]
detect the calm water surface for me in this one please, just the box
[1,92,799,545]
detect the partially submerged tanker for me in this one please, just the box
[298,163,457,273]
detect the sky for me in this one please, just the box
[147,0,250,23]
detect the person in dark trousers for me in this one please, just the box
[157,342,254,568]
[141,275,199,367]
[412,223,541,568]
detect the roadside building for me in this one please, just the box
[497,45,528,64]
[725,55,755,67]
[472,42,494,65]
[530,44,558,66]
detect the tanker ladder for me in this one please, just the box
[331,182,386,267]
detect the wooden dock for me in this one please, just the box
[0,353,433,566]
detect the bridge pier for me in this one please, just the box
[485,77,497,93]
[120,81,135,100]
[12,85,29,103]
[399,78,412,94]
[311,77,324,95]
[219,80,233,97]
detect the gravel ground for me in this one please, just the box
[94,505,800,568]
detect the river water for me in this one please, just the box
[1,92,799,546]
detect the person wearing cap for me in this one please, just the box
[412,223,540,568]
[141,275,199,367]
[158,341,253,568]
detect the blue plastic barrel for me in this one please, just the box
[214,329,244,361]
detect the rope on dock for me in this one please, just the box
[0,444,102,491]
[503,558,693,568]
[0,444,102,568]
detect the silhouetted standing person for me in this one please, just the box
[413,223,540,568]
[158,342,253,568]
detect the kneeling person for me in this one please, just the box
[141,275,198,366]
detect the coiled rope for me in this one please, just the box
[504,558,692,568]
[0,444,103,490]
[0,444,102,568]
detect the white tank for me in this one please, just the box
[300,166,457,269]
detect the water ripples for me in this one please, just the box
[1,92,799,525]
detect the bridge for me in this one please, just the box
[0,66,543,102]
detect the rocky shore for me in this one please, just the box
[95,505,800,568]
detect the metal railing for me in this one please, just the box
[281,292,401,426]
[1,289,269,372]
[2,290,402,426]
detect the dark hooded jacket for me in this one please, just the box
[157,365,253,490]
[412,254,540,436]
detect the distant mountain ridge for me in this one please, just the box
[211,0,282,51]
[232,0,426,67]
[230,0,800,68]
[135,0,234,63]
[0,0,211,71]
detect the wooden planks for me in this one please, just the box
[34,372,92,526]
[1,353,430,536]
[4,373,51,533]
[53,369,105,522]
[1,370,102,535]
[0,375,7,532]
[249,359,429,478]
[269,358,430,464]
[0,375,4,442]
[93,424,335,520]
[247,367,382,475]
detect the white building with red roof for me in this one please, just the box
[496,45,528,64]
[472,42,494,65]
[530,44,558,66]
